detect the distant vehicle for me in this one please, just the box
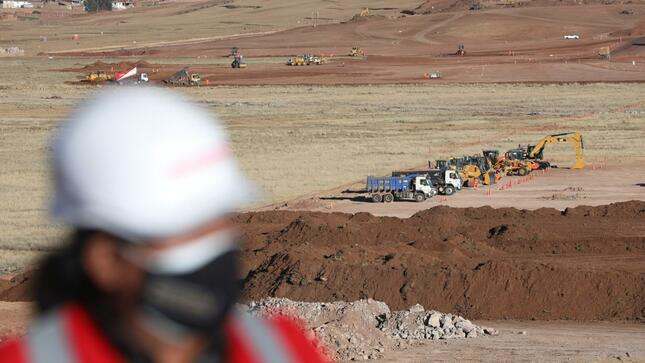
[286,56,306,66]
[563,34,580,40]
[391,169,461,195]
[365,175,437,203]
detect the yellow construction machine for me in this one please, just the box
[349,47,364,57]
[286,56,306,66]
[526,131,585,169]
[84,70,113,82]
[435,155,500,187]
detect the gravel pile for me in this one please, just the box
[241,298,499,361]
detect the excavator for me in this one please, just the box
[525,131,585,169]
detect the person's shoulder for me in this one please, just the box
[0,337,28,362]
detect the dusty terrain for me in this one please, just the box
[266,159,645,217]
[51,5,645,84]
[1,0,645,361]
[376,320,645,362]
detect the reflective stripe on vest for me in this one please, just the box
[234,312,294,363]
[25,307,295,363]
[27,309,74,363]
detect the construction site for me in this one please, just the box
[1,0,645,361]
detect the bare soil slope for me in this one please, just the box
[238,201,645,320]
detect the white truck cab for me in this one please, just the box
[415,176,437,198]
[445,170,462,190]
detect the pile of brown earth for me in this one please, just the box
[237,201,645,321]
[3,202,643,322]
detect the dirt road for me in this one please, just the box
[376,320,645,362]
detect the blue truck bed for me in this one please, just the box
[366,176,413,192]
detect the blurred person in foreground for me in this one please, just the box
[0,88,329,363]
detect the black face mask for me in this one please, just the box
[136,250,240,340]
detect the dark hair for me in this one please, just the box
[33,230,105,313]
[32,231,148,360]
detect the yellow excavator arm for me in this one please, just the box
[528,131,585,169]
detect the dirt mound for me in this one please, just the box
[65,59,154,73]
[237,201,645,321]
[3,202,643,321]
[244,298,498,361]
[343,14,387,23]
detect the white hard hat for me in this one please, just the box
[52,87,255,242]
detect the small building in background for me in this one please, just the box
[111,1,133,10]
[1,0,34,8]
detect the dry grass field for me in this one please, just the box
[1,57,644,272]
[0,0,419,56]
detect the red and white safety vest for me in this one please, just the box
[0,304,329,363]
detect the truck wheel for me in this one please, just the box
[371,194,382,203]
[414,193,425,202]
[444,185,455,196]
[518,167,527,176]
[383,193,394,203]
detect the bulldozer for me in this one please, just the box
[349,47,364,57]
[286,56,306,66]
[525,131,585,169]
[496,150,534,176]
[84,70,113,82]
[163,67,201,86]
[598,46,611,60]
[231,54,247,68]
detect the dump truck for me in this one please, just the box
[305,54,324,65]
[392,168,462,195]
[366,175,437,203]
[163,67,201,86]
